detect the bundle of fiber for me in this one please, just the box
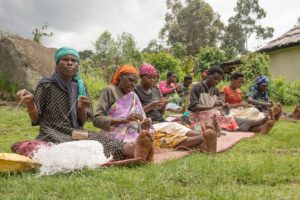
[33,140,112,176]
[0,153,40,172]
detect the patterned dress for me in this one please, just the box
[33,82,124,160]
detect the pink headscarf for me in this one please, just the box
[139,63,158,77]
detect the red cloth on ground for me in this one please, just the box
[11,140,49,158]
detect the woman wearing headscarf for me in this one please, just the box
[93,64,154,161]
[135,63,217,152]
[222,72,266,121]
[13,47,132,161]
[188,67,276,134]
[247,75,272,112]
[221,72,281,134]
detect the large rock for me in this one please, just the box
[0,35,56,92]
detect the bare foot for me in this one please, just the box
[212,114,221,137]
[288,105,300,119]
[273,103,282,121]
[250,109,275,134]
[288,108,296,119]
[268,107,275,121]
[134,130,154,162]
[199,123,217,153]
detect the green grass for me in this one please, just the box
[1,106,300,199]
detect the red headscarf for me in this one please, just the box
[111,64,139,85]
[139,63,158,77]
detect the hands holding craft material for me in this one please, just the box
[124,113,152,129]
[16,89,34,104]
[77,96,91,109]
[150,100,165,110]
[213,100,224,107]
[140,118,152,130]
[125,113,143,122]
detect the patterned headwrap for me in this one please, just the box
[54,47,86,96]
[111,64,139,85]
[255,75,269,86]
[139,63,158,77]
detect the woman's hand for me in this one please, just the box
[77,96,91,109]
[242,102,253,108]
[125,113,143,122]
[141,118,152,130]
[213,100,224,107]
[16,89,34,104]
[16,89,39,123]
[150,100,165,110]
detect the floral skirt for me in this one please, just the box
[189,110,238,131]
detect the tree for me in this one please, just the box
[94,31,117,68]
[237,52,271,81]
[115,32,141,67]
[143,39,164,53]
[226,0,274,51]
[160,0,224,56]
[170,42,187,58]
[221,22,247,56]
[143,52,183,80]
[195,46,227,73]
[94,31,141,67]
[32,22,54,44]
[93,31,142,82]
[79,50,94,60]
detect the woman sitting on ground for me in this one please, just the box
[247,75,273,113]
[159,71,183,112]
[159,71,180,97]
[188,67,276,134]
[13,47,145,161]
[134,63,217,152]
[93,65,154,161]
[222,72,270,120]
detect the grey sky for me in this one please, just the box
[0,0,299,51]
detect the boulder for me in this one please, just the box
[0,35,56,92]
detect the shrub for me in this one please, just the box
[79,64,107,100]
[143,52,183,81]
[218,76,300,106]
[268,77,300,106]
[0,75,20,100]
[195,47,228,73]
[237,52,271,81]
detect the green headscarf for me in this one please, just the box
[55,47,80,64]
[54,47,86,96]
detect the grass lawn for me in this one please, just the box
[0,106,300,200]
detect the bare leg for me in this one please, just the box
[175,135,204,149]
[186,130,201,137]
